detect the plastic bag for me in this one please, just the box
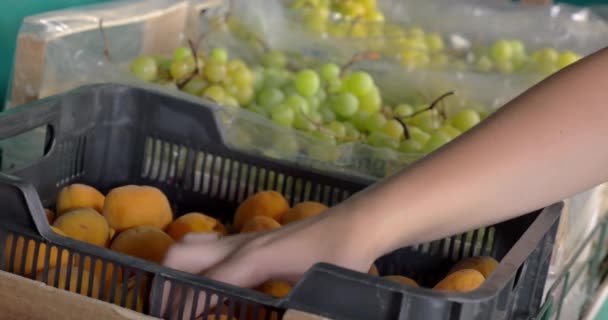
[6,0,608,180]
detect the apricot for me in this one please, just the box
[433,269,485,292]
[205,315,236,320]
[78,257,122,289]
[449,256,499,278]
[36,266,102,298]
[56,183,105,215]
[109,228,116,240]
[167,212,226,241]
[282,201,328,224]
[53,208,111,247]
[103,185,173,232]
[383,275,419,287]
[368,264,379,276]
[234,191,289,231]
[110,226,174,264]
[241,216,281,234]
[45,209,55,225]
[257,280,292,298]
[3,228,69,276]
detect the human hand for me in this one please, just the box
[160,204,378,319]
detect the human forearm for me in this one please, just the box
[337,47,608,258]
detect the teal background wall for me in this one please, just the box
[0,0,113,107]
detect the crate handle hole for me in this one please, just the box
[1,125,54,172]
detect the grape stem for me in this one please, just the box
[300,112,339,140]
[98,18,112,62]
[348,16,363,37]
[395,118,411,140]
[188,39,201,75]
[405,91,455,120]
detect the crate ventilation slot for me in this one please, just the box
[57,135,87,187]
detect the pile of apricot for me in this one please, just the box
[4,182,500,317]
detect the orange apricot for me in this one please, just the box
[56,183,105,216]
[3,228,69,276]
[53,208,110,247]
[233,191,289,231]
[241,216,281,234]
[368,264,380,276]
[105,284,145,313]
[383,275,419,287]
[110,226,174,264]
[433,269,485,292]
[166,212,226,241]
[282,201,328,224]
[103,185,173,232]
[257,280,292,298]
[449,256,499,278]
[36,266,102,298]
[45,209,55,225]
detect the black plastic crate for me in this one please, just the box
[0,84,560,320]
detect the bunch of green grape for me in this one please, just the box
[285,0,583,76]
[131,46,488,160]
[130,47,255,108]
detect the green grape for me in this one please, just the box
[475,56,493,72]
[399,37,427,52]
[450,109,481,131]
[223,84,238,97]
[257,87,285,108]
[510,40,527,59]
[294,113,316,131]
[230,68,254,88]
[308,111,322,124]
[438,125,461,139]
[223,96,239,107]
[422,131,452,153]
[170,59,195,80]
[320,63,341,80]
[154,55,172,70]
[210,48,228,64]
[307,95,321,110]
[173,47,192,61]
[382,119,404,139]
[533,48,559,75]
[235,86,255,106]
[295,69,321,97]
[351,111,370,131]
[343,72,374,96]
[425,33,444,53]
[182,77,207,95]
[495,60,514,74]
[408,126,431,145]
[408,26,425,39]
[327,78,343,93]
[227,59,247,72]
[286,94,310,115]
[316,88,327,102]
[343,122,361,140]
[271,105,295,127]
[282,84,299,97]
[411,109,440,132]
[308,130,337,145]
[307,144,339,161]
[365,113,387,133]
[330,92,359,118]
[202,85,226,103]
[557,50,581,69]
[394,104,414,118]
[400,49,430,68]
[264,69,291,88]
[358,88,381,114]
[399,139,422,153]
[204,62,227,83]
[365,10,384,22]
[366,132,400,149]
[327,121,346,139]
[252,67,265,91]
[261,50,287,69]
[319,106,336,123]
[490,40,513,63]
[130,56,158,82]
